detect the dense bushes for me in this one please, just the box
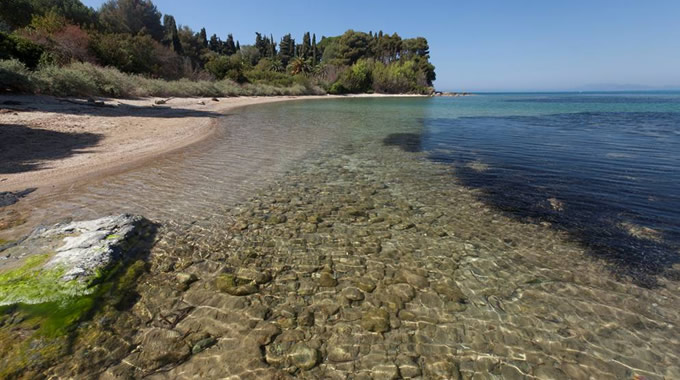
[90,33,184,78]
[0,59,35,92]
[0,59,323,97]
[0,0,436,96]
[0,32,44,68]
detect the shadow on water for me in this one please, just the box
[453,164,680,288]
[0,124,102,174]
[382,133,423,153]
[384,112,680,288]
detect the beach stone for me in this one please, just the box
[0,214,152,306]
[361,308,390,333]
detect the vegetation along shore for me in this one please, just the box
[1,0,436,97]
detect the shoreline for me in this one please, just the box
[0,93,425,199]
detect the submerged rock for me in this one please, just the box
[215,273,258,296]
[0,214,151,306]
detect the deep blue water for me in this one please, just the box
[421,93,680,285]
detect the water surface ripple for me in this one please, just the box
[3,95,680,379]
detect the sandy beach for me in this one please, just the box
[0,95,318,195]
[0,94,426,197]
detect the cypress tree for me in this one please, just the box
[301,32,311,59]
[279,34,295,66]
[162,15,183,54]
[209,34,221,53]
[312,33,317,65]
[269,34,276,57]
[199,27,208,48]
[225,33,236,55]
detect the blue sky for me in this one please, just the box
[82,0,680,91]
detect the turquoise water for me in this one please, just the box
[3,94,680,378]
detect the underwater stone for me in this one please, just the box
[191,336,217,355]
[289,343,319,370]
[361,308,390,333]
[215,273,258,296]
[319,272,338,287]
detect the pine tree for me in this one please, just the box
[236,41,240,51]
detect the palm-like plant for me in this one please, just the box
[289,57,312,75]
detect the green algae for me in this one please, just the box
[0,254,92,307]
[0,258,149,378]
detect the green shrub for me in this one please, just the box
[33,63,98,96]
[331,59,373,94]
[0,32,44,68]
[205,55,246,83]
[0,59,34,92]
[0,60,325,98]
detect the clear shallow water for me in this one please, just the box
[2,95,680,379]
[422,93,680,287]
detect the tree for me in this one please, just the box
[208,33,221,53]
[299,32,311,59]
[311,33,317,65]
[336,30,372,65]
[198,27,208,48]
[402,37,429,58]
[288,57,311,75]
[238,45,260,66]
[90,32,182,78]
[162,15,183,54]
[278,33,295,66]
[20,10,94,64]
[255,32,266,57]
[224,33,236,55]
[0,31,44,68]
[177,26,204,66]
[205,54,245,82]
[98,0,164,41]
[0,0,34,30]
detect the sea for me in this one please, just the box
[3,92,680,378]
